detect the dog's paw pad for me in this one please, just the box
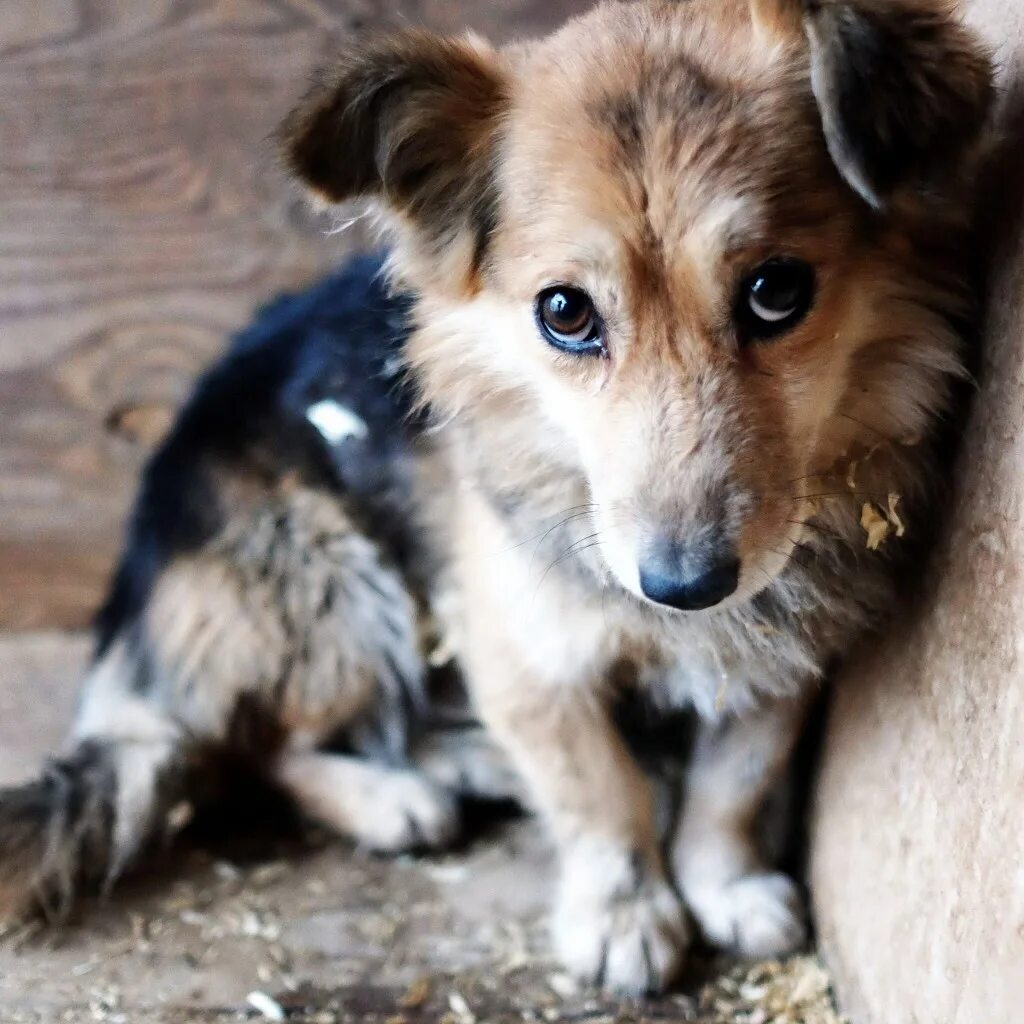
[690,871,807,958]
[555,874,689,995]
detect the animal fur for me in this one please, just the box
[0,260,514,922]
[282,0,992,994]
[0,0,992,998]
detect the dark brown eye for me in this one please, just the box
[736,258,815,342]
[536,287,604,354]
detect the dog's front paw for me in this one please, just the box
[687,871,807,959]
[554,845,690,995]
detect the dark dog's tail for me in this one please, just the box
[0,732,186,923]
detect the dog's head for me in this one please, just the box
[283,0,992,612]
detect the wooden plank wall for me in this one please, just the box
[0,0,589,630]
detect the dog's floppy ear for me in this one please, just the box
[282,30,508,282]
[798,0,994,209]
[751,0,994,209]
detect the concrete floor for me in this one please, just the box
[0,634,841,1024]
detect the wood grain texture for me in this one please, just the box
[0,0,591,630]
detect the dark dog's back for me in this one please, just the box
[97,253,421,658]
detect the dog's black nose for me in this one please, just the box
[639,556,740,611]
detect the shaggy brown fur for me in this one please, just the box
[283,0,992,994]
[0,0,992,999]
[0,261,516,924]
[0,479,451,921]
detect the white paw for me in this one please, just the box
[688,871,807,958]
[554,847,690,995]
[356,771,460,854]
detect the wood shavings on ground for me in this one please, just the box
[0,816,847,1024]
[698,956,846,1024]
[247,990,287,1021]
[399,977,431,1008]
[447,989,476,1023]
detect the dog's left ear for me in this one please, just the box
[756,0,994,209]
[282,30,508,286]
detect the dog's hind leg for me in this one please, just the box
[670,693,810,959]
[274,749,457,853]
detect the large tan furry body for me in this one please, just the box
[0,0,993,999]
[285,0,991,993]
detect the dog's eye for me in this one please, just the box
[536,287,604,354]
[736,259,815,341]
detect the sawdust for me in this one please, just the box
[698,957,846,1024]
[248,990,287,1021]
[399,977,431,1009]
[0,822,846,1024]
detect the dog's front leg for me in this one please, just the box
[471,660,690,994]
[671,692,810,958]
[454,512,689,991]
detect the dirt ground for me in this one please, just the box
[0,634,843,1024]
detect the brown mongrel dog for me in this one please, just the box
[0,0,992,998]
[283,0,992,992]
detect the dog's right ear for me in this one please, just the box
[282,30,508,285]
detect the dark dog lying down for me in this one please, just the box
[0,255,524,914]
[0,0,992,996]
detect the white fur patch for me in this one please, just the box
[306,400,369,445]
